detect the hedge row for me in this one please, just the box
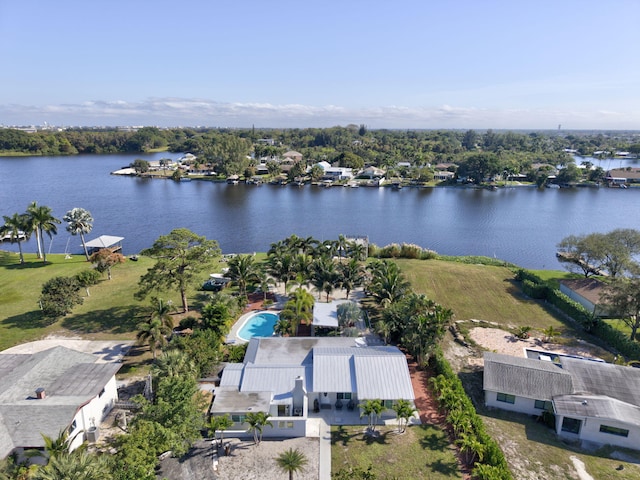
[430,350,513,480]
[515,269,640,360]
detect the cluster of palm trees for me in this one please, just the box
[1,203,94,264]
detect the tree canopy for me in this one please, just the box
[136,228,220,312]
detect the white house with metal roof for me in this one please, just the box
[211,337,416,437]
[0,346,121,460]
[484,352,640,450]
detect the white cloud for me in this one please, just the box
[0,98,638,130]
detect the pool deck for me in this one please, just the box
[226,294,286,344]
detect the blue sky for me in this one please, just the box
[1,0,639,129]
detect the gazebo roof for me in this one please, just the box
[84,235,124,249]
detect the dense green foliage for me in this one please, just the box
[429,349,513,480]
[39,275,83,319]
[3,126,639,187]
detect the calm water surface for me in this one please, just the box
[1,153,639,269]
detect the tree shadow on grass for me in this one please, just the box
[357,429,390,445]
[1,310,55,330]
[61,305,144,334]
[332,425,358,447]
[418,428,451,451]
[427,457,462,476]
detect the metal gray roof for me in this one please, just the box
[560,357,640,407]
[553,394,640,427]
[240,365,310,398]
[244,337,357,365]
[220,363,244,387]
[483,352,573,400]
[354,355,415,400]
[313,352,355,393]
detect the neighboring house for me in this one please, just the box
[606,168,640,185]
[210,337,415,437]
[559,278,609,316]
[360,166,385,179]
[0,346,121,460]
[282,151,303,162]
[312,161,353,180]
[433,171,455,181]
[484,352,640,450]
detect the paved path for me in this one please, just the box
[318,417,332,480]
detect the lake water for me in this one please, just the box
[1,153,639,269]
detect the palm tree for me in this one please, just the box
[26,201,61,263]
[208,414,234,448]
[455,432,485,465]
[41,430,70,459]
[33,450,112,480]
[279,288,314,336]
[245,411,272,445]
[392,399,417,433]
[276,448,308,480]
[0,213,30,264]
[274,318,293,336]
[63,208,94,261]
[359,399,385,433]
[152,349,197,378]
[136,298,175,361]
[367,260,410,307]
[339,257,364,299]
[226,254,258,298]
[311,256,339,301]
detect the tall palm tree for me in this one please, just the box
[226,254,258,298]
[367,260,410,307]
[339,257,364,299]
[136,298,174,361]
[276,448,308,480]
[279,288,314,336]
[63,208,94,261]
[208,414,234,448]
[392,399,417,433]
[311,256,339,302]
[358,399,385,433]
[0,213,30,264]
[245,411,272,445]
[33,450,112,480]
[26,201,61,263]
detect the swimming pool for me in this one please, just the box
[237,311,279,341]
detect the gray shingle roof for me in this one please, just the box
[483,352,573,400]
[553,394,640,427]
[560,357,640,407]
[0,346,120,457]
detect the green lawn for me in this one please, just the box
[396,259,565,329]
[0,250,219,351]
[332,425,463,480]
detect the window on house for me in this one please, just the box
[534,400,547,410]
[277,405,290,416]
[561,417,582,434]
[68,420,77,435]
[599,425,629,437]
[384,400,394,409]
[278,421,294,429]
[496,393,515,404]
[337,393,352,400]
[99,388,105,398]
[231,414,246,424]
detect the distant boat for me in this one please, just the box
[180,177,192,182]
[1,230,26,242]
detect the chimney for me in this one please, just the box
[292,376,306,415]
[35,388,46,399]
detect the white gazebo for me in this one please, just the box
[84,235,124,255]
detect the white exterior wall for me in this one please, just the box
[561,415,640,450]
[68,375,118,451]
[262,418,306,438]
[485,390,545,416]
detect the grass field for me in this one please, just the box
[332,424,463,480]
[396,259,565,329]
[0,250,219,351]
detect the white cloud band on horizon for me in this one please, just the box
[0,98,636,130]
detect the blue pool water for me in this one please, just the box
[238,311,279,341]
